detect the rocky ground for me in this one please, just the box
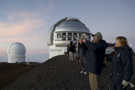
[0,55,135,90]
[0,62,39,89]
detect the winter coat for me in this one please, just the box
[80,40,98,74]
[93,40,108,74]
[78,43,87,57]
[112,46,133,84]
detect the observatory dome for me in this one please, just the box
[48,17,90,58]
[55,18,89,33]
[48,17,90,45]
[7,42,26,63]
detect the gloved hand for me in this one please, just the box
[122,80,129,88]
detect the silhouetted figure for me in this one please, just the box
[67,41,76,62]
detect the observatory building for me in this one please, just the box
[7,42,26,63]
[48,17,90,58]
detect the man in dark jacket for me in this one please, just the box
[111,36,133,90]
[79,33,99,90]
[92,32,108,75]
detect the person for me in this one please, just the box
[92,32,108,75]
[78,34,89,75]
[67,41,76,62]
[78,33,99,90]
[111,36,133,90]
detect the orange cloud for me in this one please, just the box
[0,12,47,56]
[0,12,44,37]
[0,22,27,36]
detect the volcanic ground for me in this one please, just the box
[0,55,135,90]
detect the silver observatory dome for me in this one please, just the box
[7,42,26,63]
[48,17,90,45]
[48,17,90,58]
[55,18,89,32]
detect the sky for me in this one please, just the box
[0,0,135,62]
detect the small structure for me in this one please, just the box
[7,42,26,63]
[48,17,90,58]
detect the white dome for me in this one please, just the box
[7,42,26,63]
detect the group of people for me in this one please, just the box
[67,32,134,90]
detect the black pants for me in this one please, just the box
[112,83,127,90]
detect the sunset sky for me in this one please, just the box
[0,0,135,62]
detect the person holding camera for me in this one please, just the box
[78,33,99,90]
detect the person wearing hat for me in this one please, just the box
[78,33,100,90]
[86,32,108,90]
[92,32,108,75]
